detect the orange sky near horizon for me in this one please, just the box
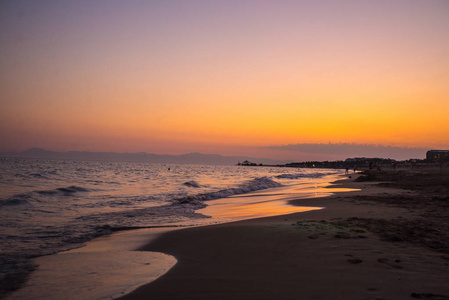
[1,0,448,160]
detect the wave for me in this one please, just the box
[1,186,92,207]
[0,195,31,207]
[95,224,192,233]
[276,173,308,179]
[275,173,323,179]
[35,185,91,196]
[177,176,281,203]
[275,171,341,179]
[30,173,48,178]
[183,181,201,188]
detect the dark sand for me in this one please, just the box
[119,170,449,300]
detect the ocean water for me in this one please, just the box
[0,158,342,295]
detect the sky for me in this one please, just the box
[1,0,448,161]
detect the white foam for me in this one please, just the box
[177,176,282,203]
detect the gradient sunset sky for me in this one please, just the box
[1,0,448,160]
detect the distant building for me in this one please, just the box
[426,150,449,162]
[238,160,258,166]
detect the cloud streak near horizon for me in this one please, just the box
[266,143,428,160]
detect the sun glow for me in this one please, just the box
[1,1,448,158]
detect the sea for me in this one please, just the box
[0,158,343,296]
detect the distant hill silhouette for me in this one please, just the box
[0,148,289,165]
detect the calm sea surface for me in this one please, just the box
[0,158,342,293]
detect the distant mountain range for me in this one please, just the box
[0,148,290,165]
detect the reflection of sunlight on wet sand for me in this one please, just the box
[199,180,359,222]
[9,228,177,300]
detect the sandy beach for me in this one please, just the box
[119,170,449,300]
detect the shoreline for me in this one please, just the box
[6,172,348,299]
[7,170,449,299]
[119,170,449,300]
